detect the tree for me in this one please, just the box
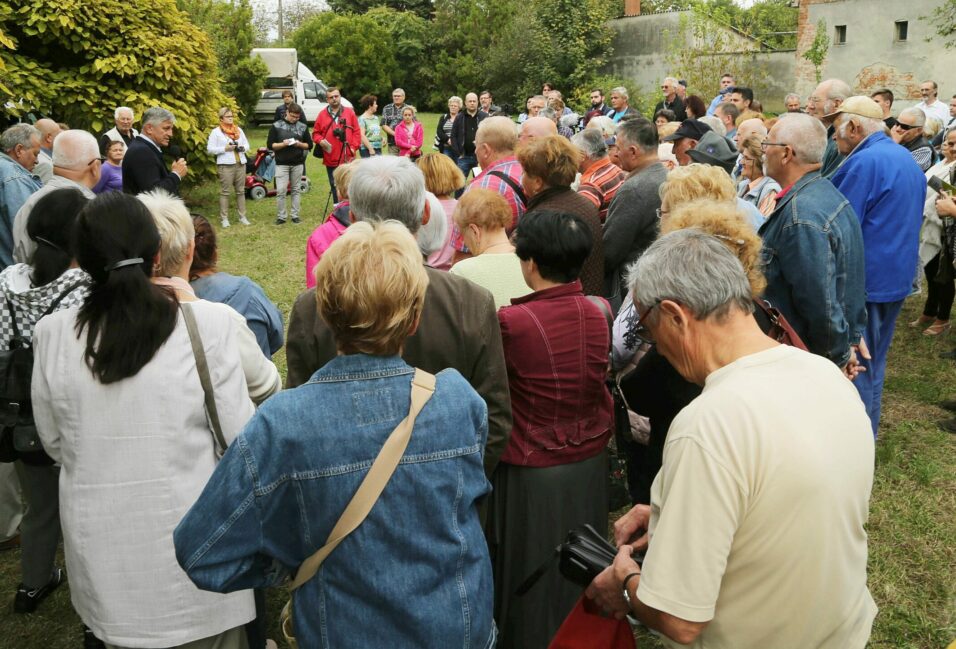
[290,13,399,100]
[252,0,325,46]
[0,0,231,180]
[802,19,830,84]
[327,0,434,20]
[927,0,956,46]
[365,7,431,103]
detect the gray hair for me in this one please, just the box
[137,190,194,277]
[924,116,944,139]
[617,117,659,154]
[114,106,134,119]
[418,192,448,257]
[837,114,885,139]
[539,107,557,120]
[824,79,852,102]
[785,93,801,104]
[611,86,629,100]
[349,156,426,234]
[571,129,607,160]
[630,228,754,320]
[142,107,176,129]
[663,76,679,87]
[0,124,40,153]
[448,96,463,107]
[899,106,927,128]
[587,115,617,139]
[774,113,827,164]
[51,130,100,170]
[698,115,725,136]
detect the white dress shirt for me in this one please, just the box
[207,127,250,165]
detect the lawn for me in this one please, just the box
[1,112,954,647]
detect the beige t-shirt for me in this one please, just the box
[450,252,531,309]
[638,345,877,649]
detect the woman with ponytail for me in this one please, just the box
[32,192,256,649]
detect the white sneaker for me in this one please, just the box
[221,219,231,228]
[239,216,251,226]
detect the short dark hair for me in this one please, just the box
[716,102,740,121]
[514,210,593,284]
[721,73,734,80]
[684,95,707,118]
[871,89,894,105]
[286,102,303,115]
[327,86,340,95]
[617,117,658,153]
[480,90,492,98]
[591,88,604,96]
[29,188,88,287]
[654,109,677,122]
[359,94,378,111]
[281,90,294,99]
[731,87,754,104]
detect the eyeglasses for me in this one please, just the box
[221,114,234,119]
[632,302,662,344]
[893,122,918,131]
[760,141,789,152]
[88,156,106,166]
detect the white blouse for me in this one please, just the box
[206,126,250,166]
[33,301,256,647]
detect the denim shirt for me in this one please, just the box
[759,172,867,367]
[0,152,41,268]
[174,354,496,649]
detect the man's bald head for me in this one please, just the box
[35,118,61,150]
[51,129,102,188]
[519,116,558,144]
[734,118,767,147]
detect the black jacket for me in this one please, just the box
[654,97,687,122]
[122,136,181,196]
[451,110,489,157]
[266,119,312,166]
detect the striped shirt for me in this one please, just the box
[578,157,627,223]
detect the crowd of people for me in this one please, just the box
[0,68,952,649]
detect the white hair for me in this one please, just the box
[899,107,927,128]
[610,86,629,100]
[774,113,827,164]
[0,124,40,153]
[571,129,607,159]
[114,106,134,119]
[587,115,617,139]
[51,130,100,170]
[142,106,175,128]
[349,156,426,234]
[418,192,448,257]
[663,76,679,87]
[837,114,885,140]
[137,190,194,277]
[785,93,801,104]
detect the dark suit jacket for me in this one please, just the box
[122,136,181,196]
[451,110,489,157]
[286,267,512,479]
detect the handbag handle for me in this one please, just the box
[289,368,436,590]
[180,303,228,458]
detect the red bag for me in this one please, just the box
[548,595,637,649]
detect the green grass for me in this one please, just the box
[1,114,954,646]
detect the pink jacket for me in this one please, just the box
[395,121,424,157]
[306,203,350,288]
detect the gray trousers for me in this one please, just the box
[104,625,249,649]
[0,462,22,541]
[275,164,303,221]
[14,461,60,588]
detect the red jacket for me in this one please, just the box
[497,280,613,467]
[312,106,361,168]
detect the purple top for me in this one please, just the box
[92,162,123,194]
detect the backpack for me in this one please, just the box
[0,284,80,465]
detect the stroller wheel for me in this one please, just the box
[249,185,268,200]
[298,177,312,194]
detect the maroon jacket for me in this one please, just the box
[498,280,613,467]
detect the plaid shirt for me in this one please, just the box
[577,157,627,223]
[452,156,525,252]
[381,103,405,145]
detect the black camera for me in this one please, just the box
[332,117,347,142]
[231,139,245,153]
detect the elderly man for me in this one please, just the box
[572,129,626,223]
[518,115,557,146]
[829,96,926,436]
[891,107,935,171]
[13,130,100,264]
[806,78,852,177]
[99,106,138,155]
[730,117,768,180]
[285,156,511,481]
[0,124,42,268]
[609,87,638,123]
[916,80,949,125]
[603,118,666,307]
[870,89,896,129]
[32,119,61,184]
[478,90,500,115]
[586,228,877,649]
[451,92,489,180]
[758,113,866,372]
[654,77,687,122]
[785,93,802,113]
[122,107,187,195]
[705,73,735,116]
[661,120,711,167]
[380,88,408,156]
[526,95,547,120]
[470,116,526,231]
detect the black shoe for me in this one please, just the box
[938,418,956,434]
[940,399,956,412]
[275,218,287,225]
[13,567,65,613]
[939,349,956,360]
[291,217,301,224]
[83,625,106,649]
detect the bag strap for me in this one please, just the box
[289,368,437,590]
[487,170,527,207]
[180,302,228,457]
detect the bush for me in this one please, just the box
[568,76,656,119]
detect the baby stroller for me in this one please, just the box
[245,147,311,200]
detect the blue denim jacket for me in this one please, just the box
[174,354,496,649]
[0,152,41,268]
[759,172,867,367]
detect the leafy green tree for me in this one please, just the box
[927,0,956,46]
[365,7,431,103]
[327,0,434,20]
[0,0,231,180]
[802,19,830,83]
[291,13,398,100]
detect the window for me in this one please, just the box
[835,25,847,44]
[895,21,908,42]
[303,82,326,102]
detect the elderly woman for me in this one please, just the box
[306,162,355,286]
[32,192,257,649]
[661,162,764,230]
[736,135,781,216]
[653,108,676,127]
[450,188,530,308]
[190,215,284,357]
[92,139,124,194]
[517,135,604,296]
[395,105,424,160]
[174,220,496,649]
[437,96,462,159]
[1,189,91,614]
[206,107,250,228]
[419,152,465,270]
[915,128,956,335]
[139,190,280,402]
[357,94,382,158]
[491,210,613,649]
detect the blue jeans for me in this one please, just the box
[456,155,478,181]
[854,299,904,438]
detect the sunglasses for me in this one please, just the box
[894,122,919,131]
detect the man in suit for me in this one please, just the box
[122,106,187,195]
[286,156,512,481]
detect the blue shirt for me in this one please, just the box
[190,272,284,356]
[0,153,41,269]
[831,131,926,303]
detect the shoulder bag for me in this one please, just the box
[181,302,228,458]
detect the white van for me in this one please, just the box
[251,49,351,125]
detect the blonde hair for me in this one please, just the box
[401,105,417,117]
[137,190,194,277]
[314,220,428,355]
[453,188,512,232]
[658,121,680,140]
[739,135,765,171]
[587,115,616,139]
[332,162,355,200]
[736,110,764,127]
[661,199,766,296]
[418,153,466,197]
[516,135,581,187]
[476,116,518,154]
[660,164,736,209]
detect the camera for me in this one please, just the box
[231,139,245,153]
[332,117,347,143]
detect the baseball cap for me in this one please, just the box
[661,119,713,143]
[823,95,883,121]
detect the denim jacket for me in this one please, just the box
[759,172,867,367]
[174,354,496,649]
[0,152,41,268]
